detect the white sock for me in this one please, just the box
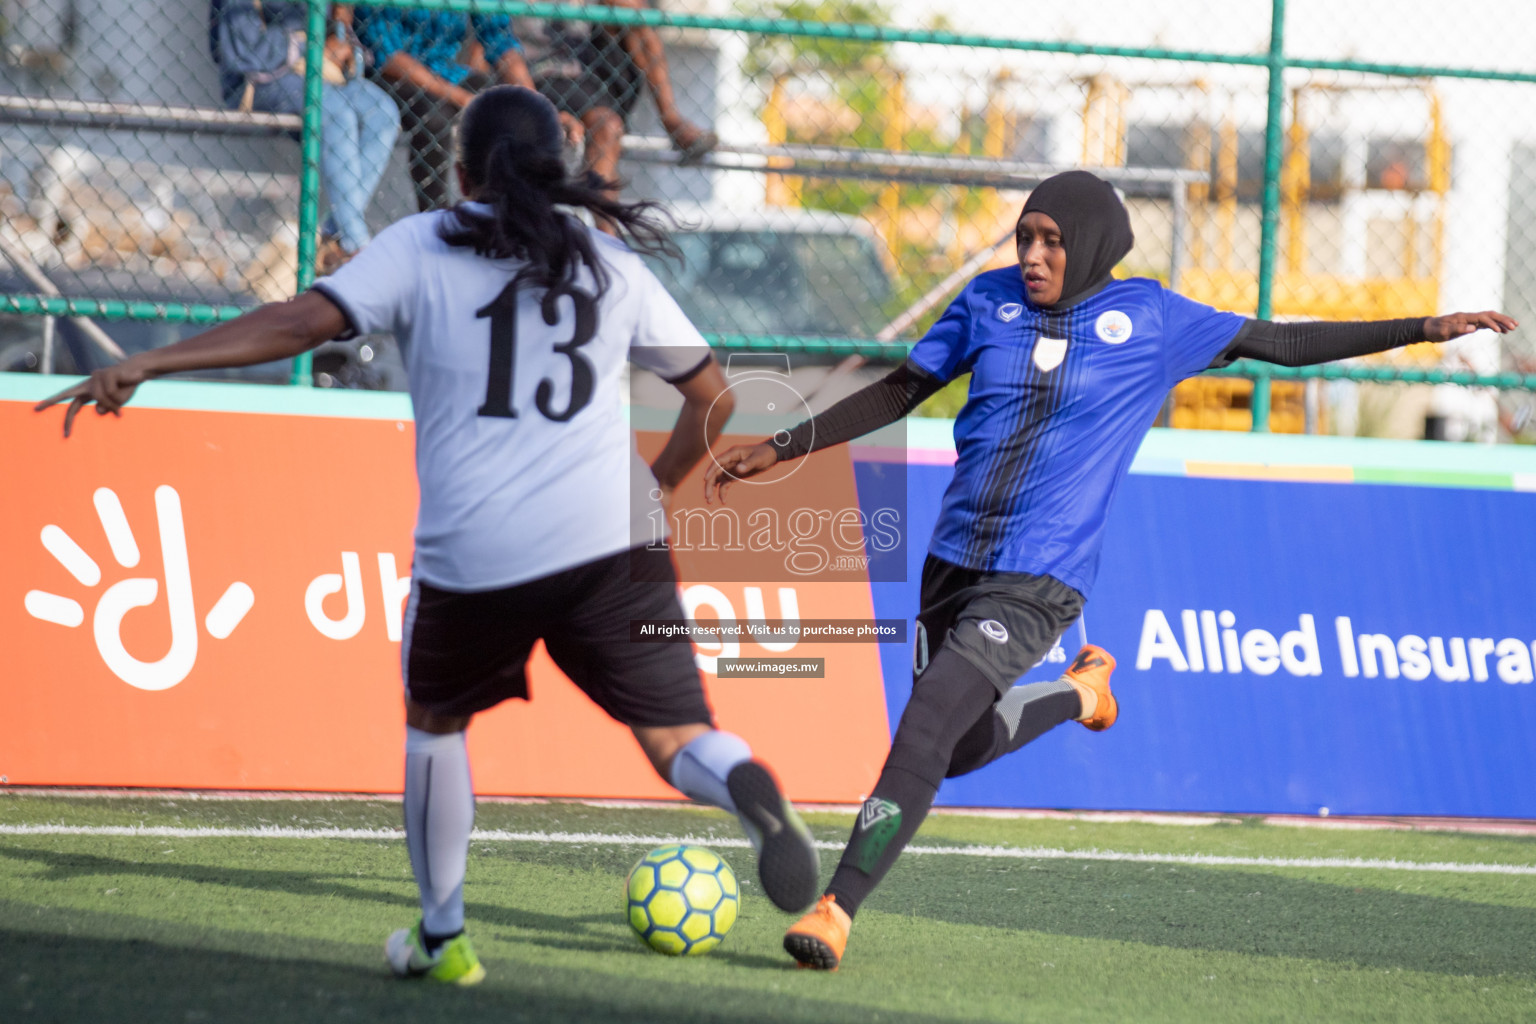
[1063,672,1098,721]
[403,726,475,941]
[669,730,752,814]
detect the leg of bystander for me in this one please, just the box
[318,78,400,253]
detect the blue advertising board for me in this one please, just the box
[855,426,1536,819]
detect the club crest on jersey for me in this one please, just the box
[1095,310,1134,344]
[997,303,1023,322]
[1033,336,1067,372]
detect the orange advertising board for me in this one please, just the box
[0,394,891,802]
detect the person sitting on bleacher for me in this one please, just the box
[517,0,717,197]
[214,1,400,270]
[355,8,543,213]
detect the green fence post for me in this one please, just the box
[289,0,327,386]
[1252,0,1288,431]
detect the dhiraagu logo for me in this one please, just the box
[22,486,254,691]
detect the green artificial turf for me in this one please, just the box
[2,793,1534,1023]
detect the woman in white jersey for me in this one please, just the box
[38,85,820,986]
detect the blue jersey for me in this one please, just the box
[909,268,1245,597]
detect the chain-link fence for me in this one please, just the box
[3,0,1535,436]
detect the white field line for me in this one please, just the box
[3,824,1534,876]
[11,790,1535,837]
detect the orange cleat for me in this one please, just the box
[1065,644,1118,731]
[783,894,852,970]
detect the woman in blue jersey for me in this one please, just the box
[38,86,821,986]
[703,169,1517,970]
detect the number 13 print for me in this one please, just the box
[476,279,597,422]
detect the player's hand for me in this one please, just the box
[33,357,153,438]
[703,442,778,505]
[323,34,354,74]
[557,111,586,151]
[1424,311,1518,342]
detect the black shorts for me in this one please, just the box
[537,32,642,119]
[914,554,1084,694]
[403,545,712,726]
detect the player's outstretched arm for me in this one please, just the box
[703,360,943,505]
[1223,310,1518,368]
[650,356,734,501]
[34,291,348,437]
[1423,311,1519,342]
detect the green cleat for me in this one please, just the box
[385,924,486,986]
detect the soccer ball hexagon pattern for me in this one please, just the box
[626,844,739,955]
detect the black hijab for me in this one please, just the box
[1018,170,1135,309]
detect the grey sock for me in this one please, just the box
[995,677,1079,742]
[669,730,752,814]
[948,677,1081,778]
[404,727,475,938]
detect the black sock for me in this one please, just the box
[421,925,463,955]
[946,678,1080,778]
[826,765,936,919]
[823,647,998,919]
[945,707,1002,779]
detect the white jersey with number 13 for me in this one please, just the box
[314,207,709,592]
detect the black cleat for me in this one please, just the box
[727,760,820,913]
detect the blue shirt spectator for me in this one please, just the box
[356,9,522,85]
[356,7,536,212]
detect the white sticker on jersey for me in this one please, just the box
[997,303,1023,322]
[979,619,1010,644]
[1033,336,1067,372]
[1095,310,1134,344]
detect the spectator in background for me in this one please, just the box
[519,0,716,195]
[356,9,541,212]
[215,2,400,270]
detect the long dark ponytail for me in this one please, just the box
[438,86,676,298]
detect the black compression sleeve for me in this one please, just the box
[1214,317,1428,368]
[768,360,944,461]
